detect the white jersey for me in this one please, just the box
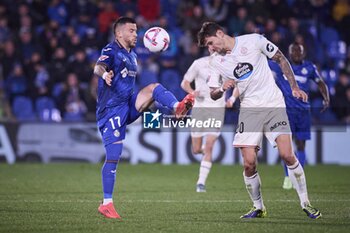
[208,33,286,108]
[184,56,225,108]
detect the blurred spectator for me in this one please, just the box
[201,0,228,25]
[138,0,160,22]
[47,0,68,26]
[5,63,29,104]
[33,62,52,98]
[0,40,19,79]
[227,7,248,36]
[332,70,350,121]
[67,49,92,85]
[332,0,350,22]
[48,47,68,84]
[97,1,119,36]
[58,73,87,121]
[0,16,10,43]
[250,0,270,26]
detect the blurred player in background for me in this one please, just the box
[269,42,330,190]
[94,17,194,219]
[198,22,322,219]
[181,53,238,193]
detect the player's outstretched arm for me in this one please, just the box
[94,64,114,86]
[271,50,308,102]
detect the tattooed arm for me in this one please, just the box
[94,63,114,86]
[271,50,308,102]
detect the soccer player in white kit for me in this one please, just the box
[181,55,227,193]
[197,22,322,219]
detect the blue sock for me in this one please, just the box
[152,84,178,110]
[297,150,306,167]
[102,143,123,199]
[283,163,289,177]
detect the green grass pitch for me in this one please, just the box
[0,163,349,233]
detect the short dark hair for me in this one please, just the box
[197,22,224,47]
[113,17,136,34]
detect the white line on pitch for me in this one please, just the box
[0,199,349,203]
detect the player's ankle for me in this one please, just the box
[103,198,113,205]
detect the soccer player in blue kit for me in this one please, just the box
[269,42,330,189]
[93,17,194,219]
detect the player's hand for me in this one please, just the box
[102,70,114,86]
[321,99,330,113]
[192,90,201,98]
[222,80,235,91]
[292,87,308,102]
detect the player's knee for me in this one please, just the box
[243,159,256,172]
[281,153,296,166]
[146,83,160,92]
[105,143,123,162]
[192,146,202,154]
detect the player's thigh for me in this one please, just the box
[135,83,158,112]
[233,109,264,148]
[205,134,219,150]
[264,108,291,147]
[97,106,129,145]
[275,134,295,160]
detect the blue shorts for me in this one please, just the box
[97,92,141,146]
[286,108,311,140]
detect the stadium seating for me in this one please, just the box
[12,96,36,121]
[35,96,61,122]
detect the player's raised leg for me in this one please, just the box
[276,134,322,219]
[98,142,122,219]
[135,83,194,117]
[240,147,267,219]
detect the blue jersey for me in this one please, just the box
[96,40,138,119]
[269,60,320,109]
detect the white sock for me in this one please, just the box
[197,161,212,185]
[243,172,265,210]
[103,198,113,205]
[287,161,310,208]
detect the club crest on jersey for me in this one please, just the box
[233,62,253,80]
[266,43,274,52]
[301,67,308,75]
[240,47,248,55]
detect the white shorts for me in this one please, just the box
[233,108,291,148]
[190,106,225,138]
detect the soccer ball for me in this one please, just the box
[143,27,170,53]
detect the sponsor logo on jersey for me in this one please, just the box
[266,43,274,52]
[233,62,253,80]
[270,121,288,131]
[120,68,137,78]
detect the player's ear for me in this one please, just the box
[216,30,224,38]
